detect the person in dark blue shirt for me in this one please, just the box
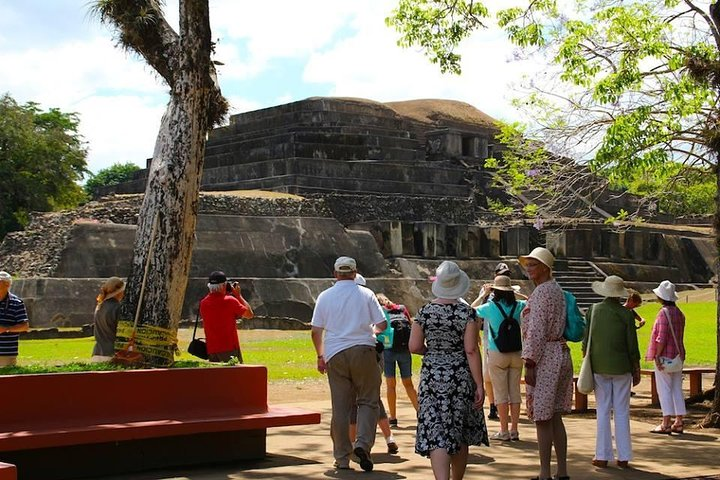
[0,271,30,367]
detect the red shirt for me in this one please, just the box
[199,292,248,354]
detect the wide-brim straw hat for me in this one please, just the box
[101,276,126,299]
[490,275,520,292]
[518,247,555,269]
[432,261,470,299]
[591,275,628,298]
[653,280,679,302]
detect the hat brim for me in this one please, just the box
[591,281,627,298]
[518,254,552,269]
[432,271,471,299]
[491,285,520,292]
[653,286,678,302]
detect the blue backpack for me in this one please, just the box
[562,290,586,342]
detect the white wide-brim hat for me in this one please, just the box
[354,273,366,286]
[432,261,470,299]
[490,275,520,292]
[653,280,679,302]
[591,275,628,298]
[519,247,555,269]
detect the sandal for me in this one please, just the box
[650,424,672,434]
[671,424,684,434]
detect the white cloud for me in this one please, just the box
[77,95,166,174]
[1,0,548,176]
[302,1,537,123]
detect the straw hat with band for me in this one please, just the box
[653,280,679,302]
[591,275,628,298]
[518,247,555,269]
[490,275,520,292]
[432,261,470,299]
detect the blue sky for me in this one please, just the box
[0,0,535,175]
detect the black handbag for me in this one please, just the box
[188,308,209,360]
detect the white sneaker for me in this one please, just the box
[491,431,511,441]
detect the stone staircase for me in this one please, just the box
[554,260,606,310]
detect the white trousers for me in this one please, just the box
[655,366,686,416]
[594,373,632,462]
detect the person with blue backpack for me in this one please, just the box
[475,275,526,442]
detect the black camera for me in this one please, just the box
[226,280,239,293]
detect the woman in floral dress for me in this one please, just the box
[519,248,573,480]
[410,261,488,480]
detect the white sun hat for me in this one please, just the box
[653,280,679,302]
[431,261,470,299]
[518,247,555,269]
[591,275,628,298]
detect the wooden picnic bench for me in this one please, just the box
[641,367,715,405]
[0,365,320,480]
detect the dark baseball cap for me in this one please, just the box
[208,271,227,284]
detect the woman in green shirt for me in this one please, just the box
[582,276,640,469]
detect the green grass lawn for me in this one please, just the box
[568,301,717,372]
[8,301,717,379]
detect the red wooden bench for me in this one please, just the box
[0,463,16,480]
[641,367,715,405]
[0,366,320,480]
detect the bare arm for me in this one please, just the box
[470,284,492,308]
[408,322,426,355]
[0,322,29,334]
[464,319,485,409]
[311,326,327,374]
[232,285,254,319]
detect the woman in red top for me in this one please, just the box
[646,280,686,434]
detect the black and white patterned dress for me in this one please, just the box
[415,302,489,457]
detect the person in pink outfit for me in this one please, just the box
[646,280,686,435]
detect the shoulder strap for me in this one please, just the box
[585,304,593,349]
[495,301,517,322]
[662,308,681,352]
[488,302,517,340]
[192,302,201,340]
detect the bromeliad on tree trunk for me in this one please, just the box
[91,0,228,366]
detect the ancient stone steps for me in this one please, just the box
[204,140,420,165]
[223,108,409,137]
[206,129,420,156]
[209,124,417,146]
[554,260,605,309]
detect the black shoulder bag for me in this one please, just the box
[188,306,209,360]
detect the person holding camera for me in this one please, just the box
[199,271,254,363]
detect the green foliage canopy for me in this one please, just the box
[387,0,719,217]
[84,162,140,197]
[0,94,88,239]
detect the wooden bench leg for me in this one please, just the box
[573,378,588,412]
[649,371,659,405]
[689,372,702,397]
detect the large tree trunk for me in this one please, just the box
[107,0,225,366]
[705,160,720,427]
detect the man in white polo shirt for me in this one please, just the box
[311,256,387,472]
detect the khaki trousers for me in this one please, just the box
[326,345,381,464]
